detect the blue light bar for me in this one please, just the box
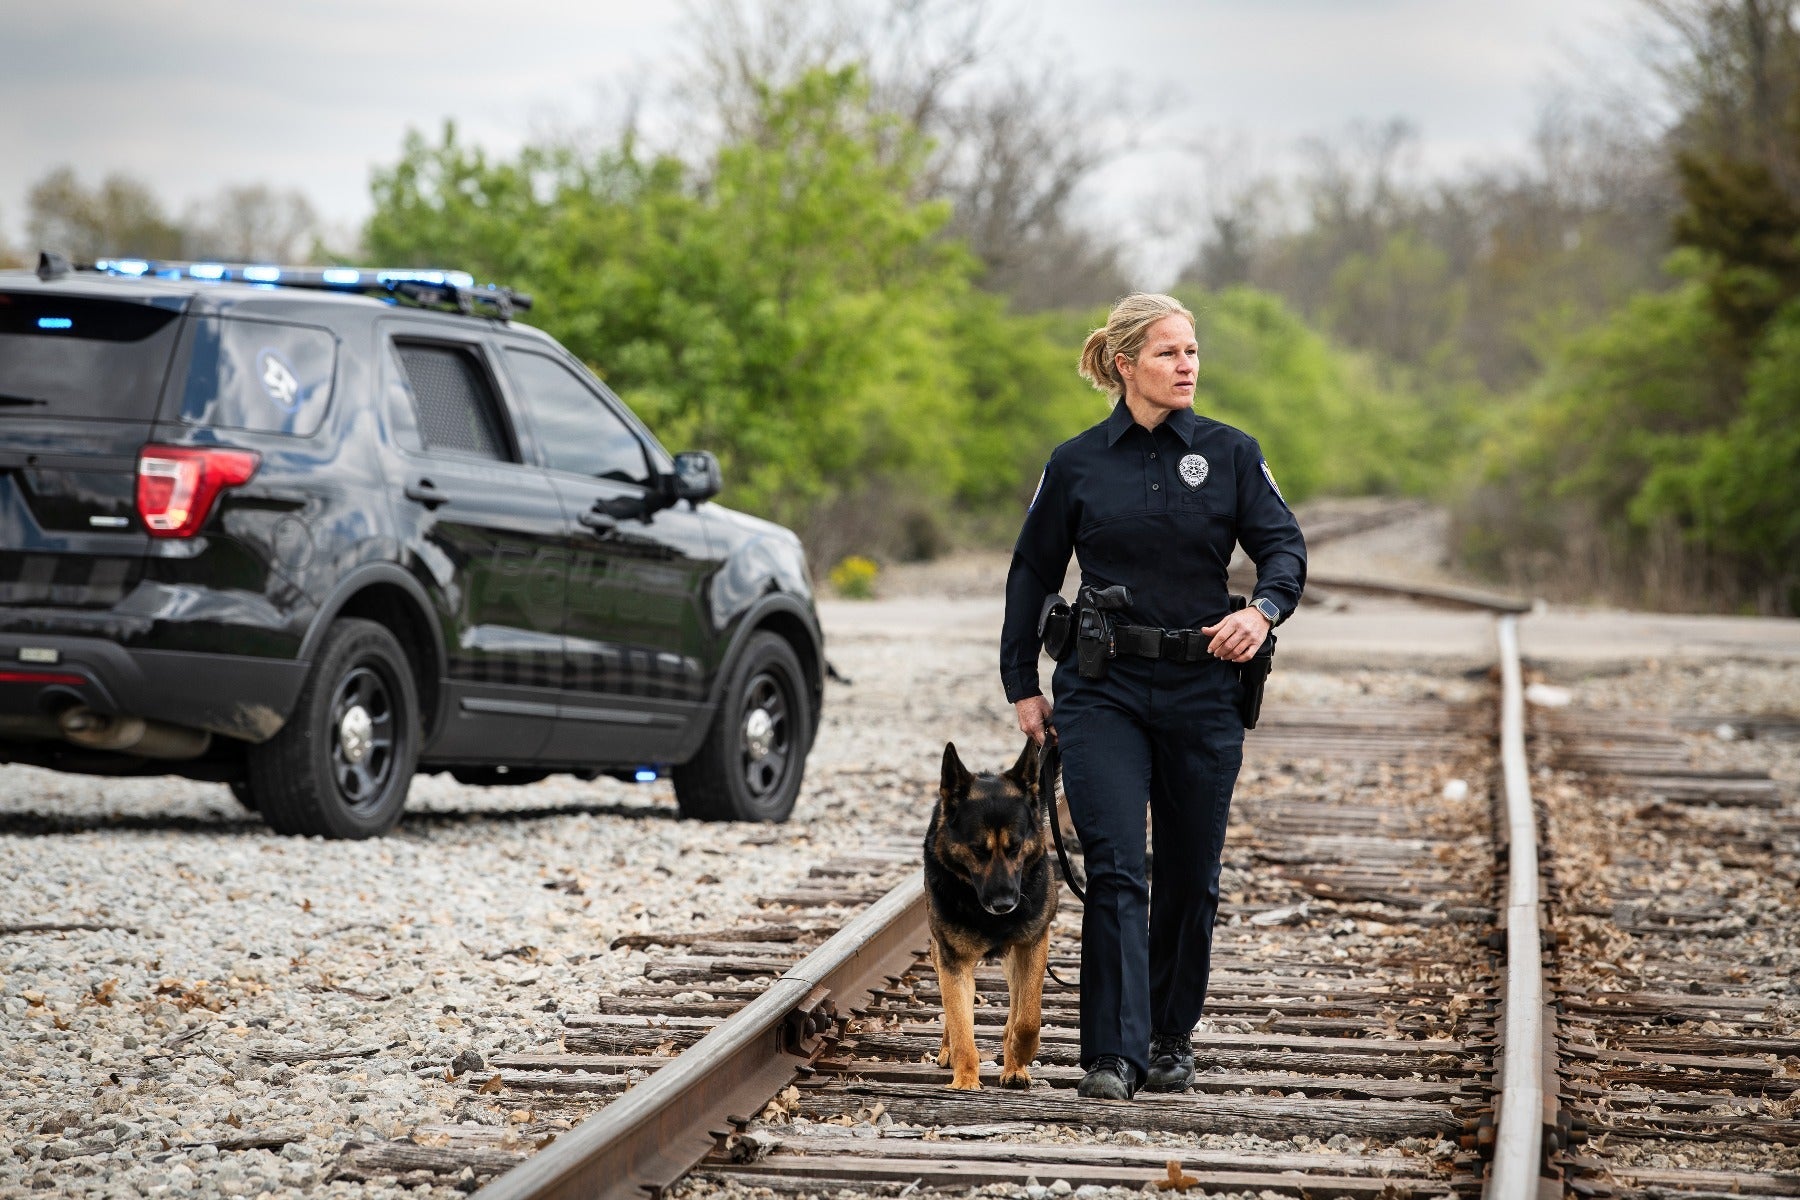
[37,316,73,330]
[73,258,531,315]
[378,268,475,289]
[634,768,658,783]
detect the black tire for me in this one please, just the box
[449,766,549,787]
[673,632,812,822]
[245,618,420,839]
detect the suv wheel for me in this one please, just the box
[246,618,420,838]
[673,632,810,822]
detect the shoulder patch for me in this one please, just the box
[1261,459,1286,505]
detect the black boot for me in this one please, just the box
[1143,1030,1194,1092]
[1076,1055,1138,1100]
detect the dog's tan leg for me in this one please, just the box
[929,942,952,1068]
[999,931,1049,1089]
[937,951,982,1090]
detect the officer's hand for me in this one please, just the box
[1201,608,1270,663]
[1015,696,1054,746]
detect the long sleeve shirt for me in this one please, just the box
[999,403,1308,703]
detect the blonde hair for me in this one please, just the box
[1078,293,1197,402]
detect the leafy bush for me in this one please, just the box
[1459,267,1799,613]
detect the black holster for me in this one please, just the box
[1075,606,1113,680]
[1039,594,1073,662]
[1074,583,1132,681]
[1228,594,1276,729]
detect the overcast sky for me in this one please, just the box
[2,0,1646,257]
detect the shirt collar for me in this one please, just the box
[1105,402,1200,447]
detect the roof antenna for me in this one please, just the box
[36,251,71,282]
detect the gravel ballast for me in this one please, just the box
[4,537,1795,1199]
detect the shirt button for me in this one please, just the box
[1149,451,1157,459]
[1151,483,1160,491]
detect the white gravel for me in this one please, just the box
[0,591,1026,1199]
[0,770,842,1196]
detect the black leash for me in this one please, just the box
[1036,734,1086,904]
[1036,734,1085,988]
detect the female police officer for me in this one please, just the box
[1001,292,1306,1100]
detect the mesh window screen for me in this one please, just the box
[396,344,509,461]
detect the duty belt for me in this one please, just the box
[1111,624,1212,664]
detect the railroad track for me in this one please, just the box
[321,616,1797,1199]
[1534,699,1800,1196]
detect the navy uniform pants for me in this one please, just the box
[1050,651,1244,1081]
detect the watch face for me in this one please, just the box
[1254,598,1279,622]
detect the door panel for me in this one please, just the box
[381,332,566,763]
[496,344,721,765]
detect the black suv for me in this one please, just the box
[0,255,824,837]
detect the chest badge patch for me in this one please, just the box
[1178,453,1209,490]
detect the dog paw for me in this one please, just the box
[945,1076,982,1091]
[936,1050,951,1068]
[999,1069,1032,1089]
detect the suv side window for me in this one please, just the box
[180,316,336,437]
[393,342,513,462]
[503,349,650,486]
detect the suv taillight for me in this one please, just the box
[136,445,261,538]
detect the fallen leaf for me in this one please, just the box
[1155,1160,1199,1192]
[479,1074,504,1095]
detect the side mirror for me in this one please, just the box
[671,451,722,504]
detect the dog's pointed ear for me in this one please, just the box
[1003,737,1038,795]
[940,742,972,806]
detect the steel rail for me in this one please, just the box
[1305,574,1532,614]
[1487,615,1554,1199]
[475,872,929,1200]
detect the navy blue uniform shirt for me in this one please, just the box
[1000,403,1307,703]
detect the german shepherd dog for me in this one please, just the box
[925,740,1057,1090]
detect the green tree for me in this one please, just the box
[364,69,1100,552]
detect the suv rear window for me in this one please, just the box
[0,292,184,421]
[394,342,513,462]
[179,316,336,437]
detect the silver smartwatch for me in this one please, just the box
[1251,596,1281,625]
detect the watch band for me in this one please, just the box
[1251,596,1281,624]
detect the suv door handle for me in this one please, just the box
[405,479,449,508]
[579,508,618,534]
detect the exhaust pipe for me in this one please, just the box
[59,707,212,760]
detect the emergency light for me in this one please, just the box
[82,258,531,318]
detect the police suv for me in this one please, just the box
[0,254,824,837]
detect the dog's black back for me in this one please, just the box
[924,741,1055,955]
